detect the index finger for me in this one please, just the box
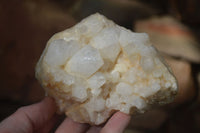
[100,112,131,133]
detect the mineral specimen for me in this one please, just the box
[35,13,178,125]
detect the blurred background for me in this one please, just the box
[0,0,200,132]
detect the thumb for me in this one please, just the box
[0,97,56,133]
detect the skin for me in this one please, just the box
[0,97,131,133]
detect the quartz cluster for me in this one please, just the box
[35,13,178,125]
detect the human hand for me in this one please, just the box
[0,97,131,133]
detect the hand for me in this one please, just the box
[0,97,131,133]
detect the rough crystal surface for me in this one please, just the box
[35,13,178,125]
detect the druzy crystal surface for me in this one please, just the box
[35,13,178,125]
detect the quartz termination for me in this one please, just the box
[35,13,178,125]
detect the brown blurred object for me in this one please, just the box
[169,0,200,25]
[0,0,76,105]
[135,16,200,63]
[135,16,200,105]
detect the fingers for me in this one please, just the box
[36,114,61,133]
[86,126,102,133]
[16,97,57,130]
[0,97,130,133]
[0,97,56,133]
[100,112,131,133]
[55,117,89,133]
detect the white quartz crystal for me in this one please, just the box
[35,13,178,125]
[66,45,104,78]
